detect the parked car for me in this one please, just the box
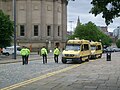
[104,47,114,53]
[113,48,120,52]
[2,46,21,56]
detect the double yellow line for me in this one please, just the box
[1,64,80,90]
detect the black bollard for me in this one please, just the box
[106,52,111,61]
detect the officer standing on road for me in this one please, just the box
[53,46,60,63]
[20,46,27,65]
[25,47,30,64]
[40,46,48,64]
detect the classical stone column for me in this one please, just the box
[0,1,2,9]
[53,0,58,41]
[0,0,5,11]
[41,0,46,40]
[62,0,67,42]
[26,0,32,42]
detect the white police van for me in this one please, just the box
[2,46,21,56]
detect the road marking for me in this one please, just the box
[1,64,80,90]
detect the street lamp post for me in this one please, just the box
[13,0,16,59]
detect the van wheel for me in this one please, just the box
[99,54,102,58]
[78,58,82,64]
[62,58,67,64]
[94,55,97,59]
[6,53,9,56]
[86,56,89,62]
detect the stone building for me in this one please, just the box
[0,0,67,51]
[98,26,110,35]
[113,26,120,39]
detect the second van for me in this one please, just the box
[90,41,103,59]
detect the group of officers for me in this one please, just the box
[20,46,30,65]
[20,46,60,65]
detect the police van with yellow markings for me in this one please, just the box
[62,39,91,64]
[90,41,103,59]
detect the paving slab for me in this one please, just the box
[1,52,120,90]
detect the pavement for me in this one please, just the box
[0,52,53,64]
[3,52,120,90]
[1,52,120,90]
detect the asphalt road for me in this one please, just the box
[0,54,74,89]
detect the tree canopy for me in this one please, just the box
[90,0,120,25]
[68,21,112,46]
[0,10,14,48]
[116,39,120,48]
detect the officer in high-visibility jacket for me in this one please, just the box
[25,47,30,64]
[53,47,60,63]
[40,46,48,64]
[20,46,27,65]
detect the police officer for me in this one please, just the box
[20,46,27,65]
[25,47,30,64]
[40,46,48,64]
[53,46,60,63]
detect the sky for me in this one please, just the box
[67,0,120,32]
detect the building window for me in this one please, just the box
[97,45,101,50]
[20,25,25,36]
[57,6,61,12]
[47,25,51,36]
[47,5,52,11]
[19,5,25,10]
[34,25,38,36]
[58,26,60,36]
[34,5,39,10]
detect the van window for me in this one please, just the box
[84,44,89,50]
[97,45,101,50]
[81,45,84,51]
[65,44,81,51]
[91,45,96,50]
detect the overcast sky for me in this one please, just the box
[67,0,120,32]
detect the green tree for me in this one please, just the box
[90,0,120,25]
[116,39,120,48]
[0,10,14,48]
[69,21,112,46]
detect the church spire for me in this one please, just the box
[77,16,80,26]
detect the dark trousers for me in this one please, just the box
[42,54,47,64]
[22,55,27,65]
[26,55,29,64]
[54,54,59,63]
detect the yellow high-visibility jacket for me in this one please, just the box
[54,48,60,55]
[25,48,30,55]
[41,48,48,55]
[20,48,27,56]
